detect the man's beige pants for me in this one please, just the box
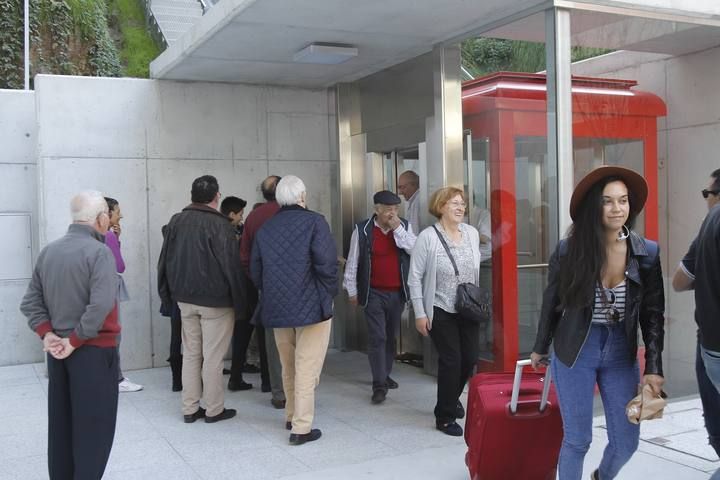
[274,319,332,434]
[178,302,234,417]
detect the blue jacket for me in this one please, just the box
[250,205,338,328]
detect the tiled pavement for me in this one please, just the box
[0,350,716,479]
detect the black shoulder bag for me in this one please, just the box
[432,226,491,324]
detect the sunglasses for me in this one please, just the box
[600,288,621,325]
[702,189,720,199]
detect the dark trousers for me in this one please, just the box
[697,337,720,457]
[236,282,270,387]
[364,289,403,391]
[229,314,255,382]
[169,302,182,362]
[47,346,119,480]
[429,306,480,424]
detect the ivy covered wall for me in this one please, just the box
[0,0,126,89]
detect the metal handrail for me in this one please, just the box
[197,0,212,14]
[143,0,168,51]
[517,263,549,270]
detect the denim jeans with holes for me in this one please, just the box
[551,323,640,480]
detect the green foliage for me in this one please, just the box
[0,0,24,88]
[110,0,160,78]
[461,37,611,79]
[0,0,126,89]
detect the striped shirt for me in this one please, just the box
[592,280,626,324]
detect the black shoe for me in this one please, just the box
[286,421,292,430]
[228,379,253,391]
[455,401,465,419]
[436,421,463,436]
[222,368,231,375]
[183,407,206,423]
[243,364,261,374]
[386,376,399,389]
[371,389,387,404]
[261,383,271,393]
[205,408,236,423]
[289,429,322,445]
[271,398,286,409]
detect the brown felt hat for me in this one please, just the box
[569,165,648,221]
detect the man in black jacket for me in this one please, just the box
[672,168,720,461]
[158,175,247,424]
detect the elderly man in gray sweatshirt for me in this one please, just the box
[20,190,120,480]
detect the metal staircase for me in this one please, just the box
[148,0,206,47]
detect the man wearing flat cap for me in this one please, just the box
[344,190,417,403]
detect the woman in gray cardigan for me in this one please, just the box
[408,186,482,436]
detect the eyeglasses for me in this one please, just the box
[448,201,467,209]
[702,189,720,199]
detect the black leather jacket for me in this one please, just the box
[532,231,665,376]
[158,204,248,319]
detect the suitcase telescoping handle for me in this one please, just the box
[509,359,552,415]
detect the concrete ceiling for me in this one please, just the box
[150,0,548,87]
[484,9,720,56]
[151,0,720,87]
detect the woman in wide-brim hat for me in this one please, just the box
[530,165,665,480]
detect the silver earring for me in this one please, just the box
[617,225,630,242]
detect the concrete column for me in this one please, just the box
[426,45,464,195]
[546,7,573,242]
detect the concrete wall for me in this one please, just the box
[22,75,337,369]
[0,90,40,365]
[573,46,720,390]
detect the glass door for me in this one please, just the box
[465,133,494,360]
[515,137,556,356]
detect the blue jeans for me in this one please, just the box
[552,324,640,480]
[700,344,720,480]
[697,339,720,458]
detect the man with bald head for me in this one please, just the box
[21,190,120,479]
[398,170,420,233]
[239,175,287,409]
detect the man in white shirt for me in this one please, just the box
[398,170,421,234]
[344,190,417,404]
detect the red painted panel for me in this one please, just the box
[463,72,666,374]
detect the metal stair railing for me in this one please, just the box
[143,0,168,51]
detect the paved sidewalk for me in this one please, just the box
[0,350,716,479]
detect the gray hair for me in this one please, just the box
[275,175,306,207]
[399,170,419,186]
[70,190,109,223]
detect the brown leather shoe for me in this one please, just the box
[271,398,286,409]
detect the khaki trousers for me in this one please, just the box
[178,302,234,417]
[274,319,332,434]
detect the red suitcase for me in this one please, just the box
[465,360,563,480]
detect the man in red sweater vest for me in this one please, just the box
[343,190,417,404]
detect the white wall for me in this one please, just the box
[0,90,40,365]
[573,46,720,385]
[28,75,337,369]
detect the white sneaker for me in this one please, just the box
[119,378,143,393]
